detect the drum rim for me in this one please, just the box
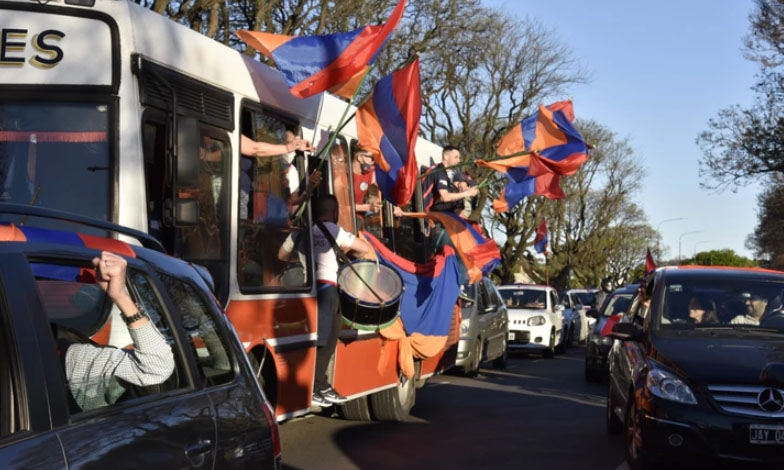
[338,290,403,308]
[336,261,404,303]
[341,313,399,331]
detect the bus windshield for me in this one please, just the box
[0,102,111,224]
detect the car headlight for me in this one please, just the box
[600,336,613,346]
[527,316,546,327]
[646,368,697,404]
[460,319,471,335]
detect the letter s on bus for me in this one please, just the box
[30,30,65,68]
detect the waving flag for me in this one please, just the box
[363,233,461,379]
[496,100,588,176]
[534,219,548,254]
[477,157,564,213]
[645,248,657,275]
[406,211,500,284]
[236,0,405,99]
[357,58,421,206]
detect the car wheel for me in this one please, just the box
[585,363,601,382]
[606,383,623,434]
[625,396,654,470]
[543,330,555,358]
[492,338,508,369]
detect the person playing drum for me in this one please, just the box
[277,194,371,407]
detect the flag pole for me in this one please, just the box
[418,149,534,180]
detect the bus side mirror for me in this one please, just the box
[177,117,200,188]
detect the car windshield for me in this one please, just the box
[499,289,546,309]
[655,276,784,334]
[574,291,595,306]
[601,294,632,317]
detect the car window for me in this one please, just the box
[550,291,559,311]
[601,294,632,317]
[159,274,236,387]
[499,289,547,309]
[479,281,496,313]
[34,261,187,414]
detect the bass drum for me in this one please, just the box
[337,260,403,330]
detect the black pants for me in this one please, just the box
[314,283,340,392]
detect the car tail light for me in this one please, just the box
[262,402,281,459]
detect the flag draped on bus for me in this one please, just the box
[534,219,548,254]
[476,157,564,212]
[356,58,421,206]
[236,0,406,99]
[405,211,501,284]
[363,233,461,379]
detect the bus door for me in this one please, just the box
[134,56,233,303]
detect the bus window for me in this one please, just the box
[142,116,230,302]
[329,135,355,234]
[0,101,111,228]
[238,108,310,293]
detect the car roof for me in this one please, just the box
[611,285,639,295]
[659,265,784,282]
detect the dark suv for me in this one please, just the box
[0,205,280,469]
[606,266,784,468]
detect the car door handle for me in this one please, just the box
[185,440,212,456]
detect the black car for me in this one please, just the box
[0,206,280,469]
[584,285,636,382]
[606,266,784,468]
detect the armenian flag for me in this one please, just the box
[534,219,548,254]
[496,100,588,176]
[356,58,421,206]
[236,0,405,99]
[645,248,657,275]
[477,157,564,213]
[405,211,501,284]
[364,233,461,379]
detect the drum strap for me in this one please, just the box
[315,220,385,304]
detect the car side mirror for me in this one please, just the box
[586,308,600,319]
[609,322,643,341]
[484,305,496,314]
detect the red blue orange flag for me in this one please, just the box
[405,211,501,284]
[476,157,564,213]
[236,0,406,99]
[534,219,548,254]
[496,100,588,176]
[645,248,657,275]
[363,233,461,379]
[357,58,421,206]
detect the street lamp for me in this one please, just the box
[693,240,713,257]
[678,230,703,262]
[656,217,686,255]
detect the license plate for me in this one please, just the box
[749,424,784,445]
[508,332,515,341]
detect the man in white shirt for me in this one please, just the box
[731,292,768,325]
[278,195,371,407]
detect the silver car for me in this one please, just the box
[455,278,509,375]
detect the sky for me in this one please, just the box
[484,0,761,260]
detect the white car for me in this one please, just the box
[566,288,599,336]
[498,284,566,358]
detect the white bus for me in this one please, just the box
[0,0,458,421]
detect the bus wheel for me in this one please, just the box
[337,395,372,421]
[250,348,278,410]
[370,362,420,422]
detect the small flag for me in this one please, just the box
[236,0,405,99]
[477,158,564,213]
[645,248,657,275]
[534,219,548,254]
[356,58,421,206]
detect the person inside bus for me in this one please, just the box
[238,133,313,219]
[351,144,403,231]
[57,251,175,412]
[276,194,371,407]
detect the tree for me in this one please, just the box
[681,249,757,268]
[747,180,784,268]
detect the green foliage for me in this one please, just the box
[681,249,757,267]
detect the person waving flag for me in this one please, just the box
[356,58,421,206]
[645,248,657,275]
[534,219,549,254]
[236,0,406,99]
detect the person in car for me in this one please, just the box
[61,251,175,411]
[593,277,614,310]
[687,295,719,324]
[731,291,772,325]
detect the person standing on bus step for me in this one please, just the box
[238,134,314,219]
[276,194,371,407]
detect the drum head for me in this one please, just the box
[337,261,403,306]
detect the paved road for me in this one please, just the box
[280,346,626,470]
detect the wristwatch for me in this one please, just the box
[122,308,149,326]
